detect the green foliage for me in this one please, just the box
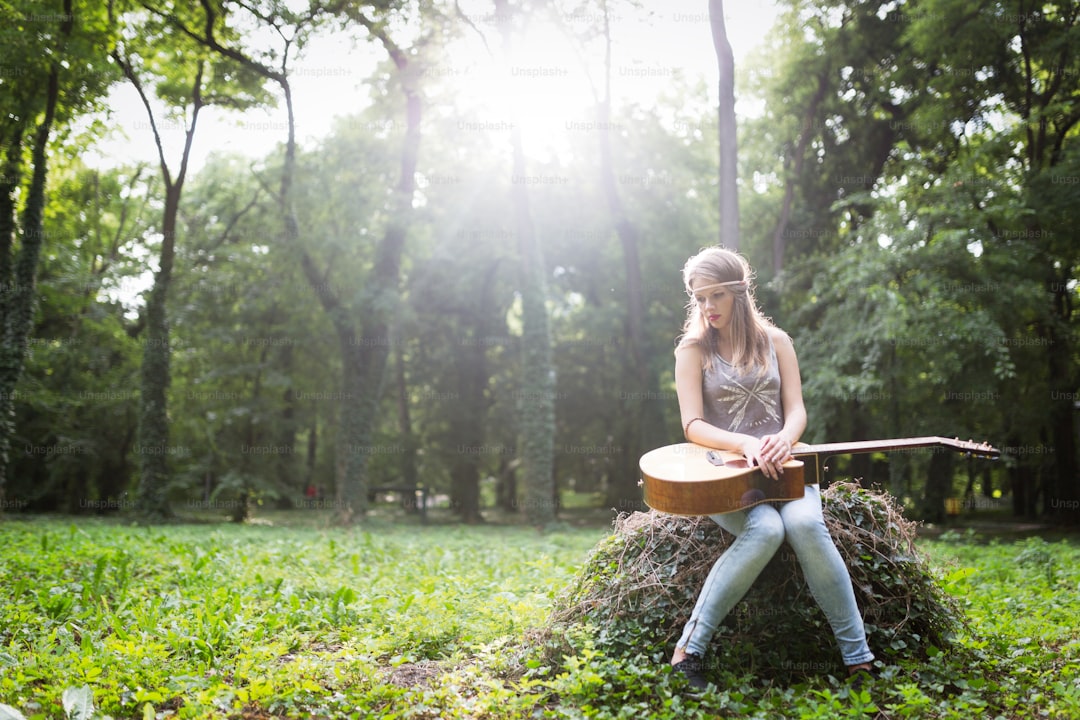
[6,160,150,512]
[0,517,597,718]
[0,519,1076,718]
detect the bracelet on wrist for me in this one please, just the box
[683,417,705,438]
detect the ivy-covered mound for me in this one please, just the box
[548,482,964,681]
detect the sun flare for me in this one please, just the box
[443,11,604,161]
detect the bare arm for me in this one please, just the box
[675,344,759,455]
[756,327,807,472]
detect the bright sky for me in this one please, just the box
[89,0,778,173]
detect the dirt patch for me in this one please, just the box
[383,660,443,688]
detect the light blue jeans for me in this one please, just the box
[676,484,875,666]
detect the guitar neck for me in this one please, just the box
[795,436,1000,459]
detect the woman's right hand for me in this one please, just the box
[740,436,785,480]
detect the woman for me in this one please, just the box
[669,246,874,690]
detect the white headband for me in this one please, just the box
[686,279,747,296]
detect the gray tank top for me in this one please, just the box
[701,338,784,438]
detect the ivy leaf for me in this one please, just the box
[61,686,95,720]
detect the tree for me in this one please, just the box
[709,0,738,249]
[493,0,558,527]
[7,162,153,513]
[163,0,431,523]
[0,0,115,511]
[744,0,1079,522]
[332,4,427,523]
[905,0,1080,520]
[110,0,266,521]
[552,0,668,511]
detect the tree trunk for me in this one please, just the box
[135,211,177,520]
[0,129,20,288]
[305,418,318,498]
[709,0,739,249]
[0,131,27,508]
[1046,282,1078,524]
[597,0,665,512]
[135,185,180,520]
[496,456,518,512]
[276,342,297,506]
[495,0,557,528]
[394,335,419,499]
[449,262,499,524]
[920,449,954,523]
[117,53,204,521]
[0,4,67,510]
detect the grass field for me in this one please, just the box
[0,513,1077,719]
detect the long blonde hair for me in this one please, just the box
[677,246,774,373]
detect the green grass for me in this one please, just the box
[0,516,1077,719]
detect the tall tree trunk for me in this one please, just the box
[135,185,180,520]
[920,449,954,524]
[305,418,318,497]
[233,350,266,523]
[495,0,557,528]
[449,261,500,524]
[1045,281,1077,523]
[508,130,556,528]
[320,16,421,523]
[0,4,68,511]
[0,131,27,509]
[709,0,739,249]
[277,342,297,504]
[0,129,20,289]
[115,51,204,521]
[394,334,419,499]
[597,0,664,511]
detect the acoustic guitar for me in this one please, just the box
[639,437,1000,516]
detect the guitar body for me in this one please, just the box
[639,443,806,516]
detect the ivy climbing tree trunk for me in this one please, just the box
[595,0,665,512]
[495,0,557,528]
[113,52,206,521]
[0,29,63,508]
[446,260,501,524]
[333,10,422,524]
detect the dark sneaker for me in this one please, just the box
[672,652,710,691]
[848,665,877,693]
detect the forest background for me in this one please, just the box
[1,0,1078,528]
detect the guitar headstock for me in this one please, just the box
[938,437,1000,459]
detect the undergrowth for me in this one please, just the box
[0,515,1076,719]
[546,482,963,682]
